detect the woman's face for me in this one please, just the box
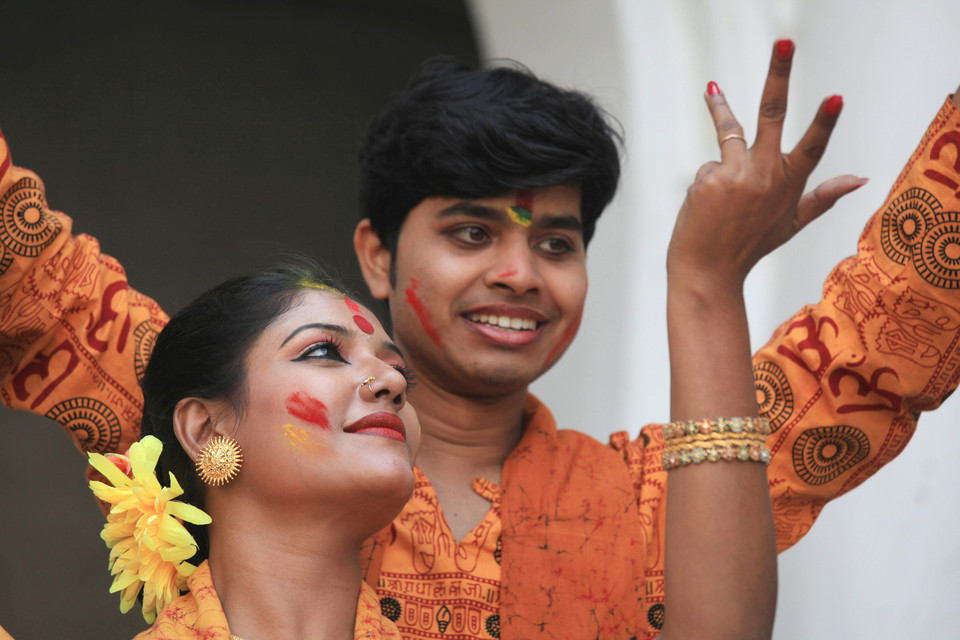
[223,289,420,520]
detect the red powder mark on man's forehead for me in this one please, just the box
[286,391,331,430]
[404,278,441,347]
[515,189,534,212]
[344,298,374,334]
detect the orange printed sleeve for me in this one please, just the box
[0,129,166,465]
[754,97,960,551]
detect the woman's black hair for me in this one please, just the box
[359,57,623,254]
[139,258,360,564]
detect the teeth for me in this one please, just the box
[467,313,538,331]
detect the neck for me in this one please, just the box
[408,373,527,485]
[207,500,365,640]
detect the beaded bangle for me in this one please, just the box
[663,439,772,470]
[662,416,771,441]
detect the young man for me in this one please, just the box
[2,47,959,638]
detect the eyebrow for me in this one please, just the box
[280,322,349,348]
[437,202,583,235]
[280,324,404,360]
[382,341,404,359]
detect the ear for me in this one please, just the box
[353,218,393,300]
[173,397,233,460]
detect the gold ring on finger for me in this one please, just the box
[718,133,747,147]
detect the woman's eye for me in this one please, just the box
[451,225,490,245]
[295,341,348,363]
[394,364,417,392]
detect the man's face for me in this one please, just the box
[385,185,587,396]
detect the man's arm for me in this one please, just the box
[0,128,167,466]
[757,90,960,551]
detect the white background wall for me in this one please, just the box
[469,1,960,637]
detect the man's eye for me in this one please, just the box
[295,341,347,362]
[452,225,490,244]
[537,237,574,255]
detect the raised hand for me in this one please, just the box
[667,39,867,293]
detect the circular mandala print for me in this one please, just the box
[646,603,665,630]
[45,397,122,454]
[485,614,501,639]
[133,320,159,381]
[0,242,10,277]
[792,425,869,486]
[753,361,794,432]
[917,212,960,289]
[881,187,940,264]
[379,597,401,622]
[881,187,940,265]
[0,176,62,258]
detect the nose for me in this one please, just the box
[360,360,408,410]
[484,235,544,295]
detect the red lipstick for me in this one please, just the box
[344,411,406,442]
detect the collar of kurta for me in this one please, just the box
[139,561,400,639]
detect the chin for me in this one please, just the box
[346,468,415,535]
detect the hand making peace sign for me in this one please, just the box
[667,39,868,292]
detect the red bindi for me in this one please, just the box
[344,298,374,334]
[285,391,331,430]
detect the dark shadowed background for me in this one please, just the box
[0,2,478,637]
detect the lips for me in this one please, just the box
[343,411,406,442]
[461,305,548,347]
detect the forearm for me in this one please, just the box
[661,279,777,640]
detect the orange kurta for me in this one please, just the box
[3,98,960,639]
[135,561,400,639]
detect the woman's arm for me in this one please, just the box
[659,41,864,639]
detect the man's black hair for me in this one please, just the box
[359,57,623,253]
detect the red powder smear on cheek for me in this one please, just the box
[542,310,583,367]
[285,391,330,430]
[344,297,375,334]
[404,278,441,347]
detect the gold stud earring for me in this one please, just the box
[196,435,243,486]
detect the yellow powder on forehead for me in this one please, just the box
[297,279,344,296]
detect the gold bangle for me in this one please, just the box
[663,439,771,470]
[663,416,770,441]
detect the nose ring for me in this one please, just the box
[359,376,376,390]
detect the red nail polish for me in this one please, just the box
[775,39,793,60]
[825,94,843,116]
[707,81,720,96]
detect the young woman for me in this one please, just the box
[89,262,420,639]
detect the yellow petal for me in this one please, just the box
[167,500,212,526]
[88,453,132,489]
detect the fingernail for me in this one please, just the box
[775,39,794,60]
[707,81,720,96]
[825,94,843,116]
[853,177,870,190]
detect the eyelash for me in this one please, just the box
[395,364,417,392]
[294,338,347,362]
[295,339,417,392]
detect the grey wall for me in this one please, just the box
[0,2,478,637]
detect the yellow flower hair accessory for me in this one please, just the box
[88,435,212,623]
